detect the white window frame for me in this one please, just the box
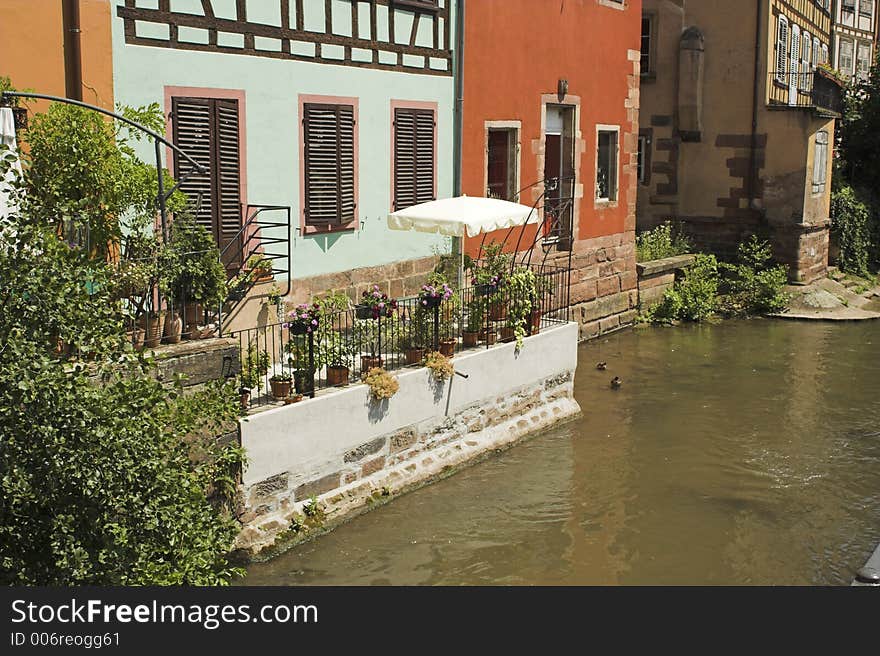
[801,31,812,90]
[776,15,789,82]
[840,37,855,75]
[595,124,620,204]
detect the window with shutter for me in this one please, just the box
[393,107,435,211]
[776,16,789,83]
[812,130,828,195]
[172,96,242,262]
[303,103,357,231]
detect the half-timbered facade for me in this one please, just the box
[111,0,455,326]
[832,0,877,81]
[638,0,841,284]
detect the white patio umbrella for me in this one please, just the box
[387,195,537,238]
[388,195,539,289]
[0,107,22,222]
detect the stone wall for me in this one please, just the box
[149,338,240,388]
[557,232,639,341]
[222,256,441,334]
[636,254,696,308]
[234,322,581,555]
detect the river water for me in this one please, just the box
[244,319,880,585]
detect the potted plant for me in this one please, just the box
[284,336,315,396]
[313,291,354,386]
[285,302,320,335]
[246,254,274,282]
[269,372,293,400]
[356,284,398,320]
[437,287,460,357]
[399,303,430,365]
[425,350,454,382]
[353,318,383,372]
[264,283,285,322]
[418,281,453,309]
[506,267,539,349]
[462,296,484,347]
[159,214,227,339]
[139,309,165,348]
[319,330,354,386]
[240,343,270,406]
[364,367,399,401]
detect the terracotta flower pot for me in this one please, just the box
[403,347,425,365]
[500,326,515,343]
[284,393,303,405]
[128,328,145,350]
[438,338,456,357]
[361,355,383,372]
[140,312,164,348]
[240,389,251,410]
[327,365,350,387]
[489,302,507,322]
[270,378,292,400]
[462,330,479,347]
[530,309,542,335]
[183,303,203,339]
[479,328,497,345]
[163,311,182,344]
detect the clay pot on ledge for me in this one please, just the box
[489,301,507,322]
[438,338,456,357]
[128,327,145,350]
[163,311,183,344]
[140,312,165,349]
[530,309,542,335]
[326,365,350,387]
[500,326,515,343]
[462,330,479,348]
[269,377,292,400]
[361,355,383,372]
[239,387,251,410]
[479,328,497,346]
[403,347,425,365]
[284,393,304,405]
[182,303,203,339]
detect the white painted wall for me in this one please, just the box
[240,322,579,486]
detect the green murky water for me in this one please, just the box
[244,320,880,585]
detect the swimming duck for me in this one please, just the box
[596,362,607,370]
[610,376,622,389]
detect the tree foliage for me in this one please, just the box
[0,101,244,585]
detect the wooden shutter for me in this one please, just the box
[172,97,215,235]
[393,107,435,211]
[776,16,788,81]
[172,97,242,257]
[304,103,356,228]
[215,99,242,251]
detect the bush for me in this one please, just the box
[830,185,875,278]
[636,221,692,262]
[721,236,790,316]
[647,254,719,323]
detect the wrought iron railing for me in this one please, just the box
[229,263,570,408]
[768,69,844,116]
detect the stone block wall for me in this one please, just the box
[636,254,696,308]
[553,232,639,341]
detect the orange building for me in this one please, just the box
[0,0,114,112]
[461,0,643,340]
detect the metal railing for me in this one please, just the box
[768,69,844,116]
[230,263,570,407]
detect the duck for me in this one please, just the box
[596,362,607,371]
[610,376,622,389]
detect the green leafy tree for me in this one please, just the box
[0,109,243,585]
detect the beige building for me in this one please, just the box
[638,0,843,283]
[832,0,877,81]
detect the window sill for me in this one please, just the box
[594,199,619,210]
[302,221,358,236]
